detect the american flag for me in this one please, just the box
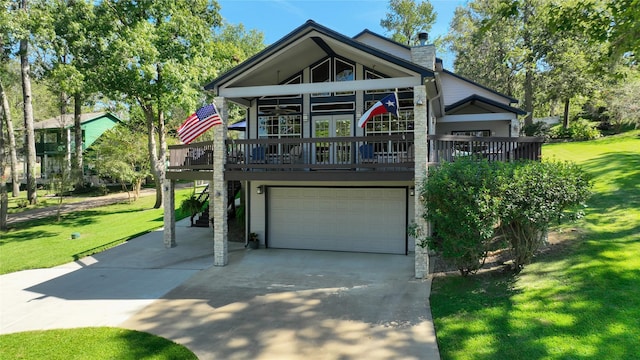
[177,103,222,144]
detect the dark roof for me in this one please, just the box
[442,69,519,104]
[34,112,122,130]
[445,94,526,115]
[204,20,434,91]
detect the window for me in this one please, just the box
[364,97,414,135]
[311,59,330,97]
[311,57,355,97]
[364,69,413,94]
[258,115,302,139]
[335,58,354,96]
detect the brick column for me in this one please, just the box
[414,85,429,278]
[163,178,176,248]
[212,97,228,266]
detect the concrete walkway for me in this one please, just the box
[0,219,215,334]
[1,209,440,359]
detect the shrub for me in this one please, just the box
[521,122,549,138]
[549,119,601,141]
[568,118,601,140]
[498,160,592,270]
[548,124,571,139]
[419,159,504,276]
[416,159,592,274]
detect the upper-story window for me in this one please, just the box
[311,57,355,97]
[364,69,413,94]
[364,96,414,135]
[258,73,303,140]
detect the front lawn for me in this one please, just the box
[0,327,197,360]
[430,130,640,359]
[0,188,194,274]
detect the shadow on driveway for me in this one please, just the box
[122,249,440,360]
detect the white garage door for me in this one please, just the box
[268,187,406,254]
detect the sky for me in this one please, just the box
[217,0,468,69]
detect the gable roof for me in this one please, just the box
[352,29,411,50]
[442,69,519,104]
[34,112,122,130]
[204,20,434,93]
[445,94,526,115]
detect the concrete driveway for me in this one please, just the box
[1,218,439,359]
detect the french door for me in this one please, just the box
[312,115,353,164]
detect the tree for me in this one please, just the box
[92,0,225,209]
[0,74,7,231]
[89,124,150,202]
[17,0,38,205]
[446,0,521,97]
[1,0,20,199]
[447,0,610,127]
[35,0,97,188]
[380,0,437,45]
[550,0,639,63]
[607,72,640,130]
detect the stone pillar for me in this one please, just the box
[212,97,228,266]
[414,85,430,279]
[163,178,176,248]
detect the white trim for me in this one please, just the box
[219,77,420,98]
[440,113,515,123]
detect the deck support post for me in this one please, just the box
[414,85,430,279]
[213,97,229,266]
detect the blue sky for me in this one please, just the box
[217,0,468,69]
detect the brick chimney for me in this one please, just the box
[411,32,436,71]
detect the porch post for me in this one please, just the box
[413,85,430,279]
[212,97,228,266]
[163,178,176,248]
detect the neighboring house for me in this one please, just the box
[165,21,541,277]
[34,112,122,179]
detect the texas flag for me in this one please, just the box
[358,92,400,128]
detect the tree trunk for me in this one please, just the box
[20,0,37,205]
[0,81,7,231]
[73,92,84,188]
[522,2,534,128]
[142,104,163,209]
[524,68,534,127]
[0,80,19,197]
[562,98,570,129]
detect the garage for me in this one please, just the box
[267,187,407,254]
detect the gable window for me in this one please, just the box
[311,59,331,97]
[335,58,354,96]
[311,57,355,97]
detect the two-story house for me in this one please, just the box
[164,21,541,277]
[34,112,122,180]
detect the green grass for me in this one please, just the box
[430,130,640,359]
[0,188,193,274]
[0,327,197,360]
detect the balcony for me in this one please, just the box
[427,135,543,164]
[166,134,544,181]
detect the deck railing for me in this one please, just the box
[427,135,543,164]
[167,134,544,174]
